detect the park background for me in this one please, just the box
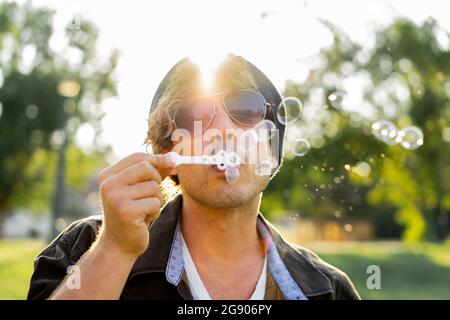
[0,0,449,299]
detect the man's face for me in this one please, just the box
[169,94,275,209]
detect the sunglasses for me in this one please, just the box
[173,89,271,133]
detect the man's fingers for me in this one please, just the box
[147,153,176,180]
[125,181,162,201]
[130,197,162,220]
[98,153,150,183]
[97,152,175,184]
[148,153,175,170]
[115,160,162,185]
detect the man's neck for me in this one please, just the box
[180,192,265,266]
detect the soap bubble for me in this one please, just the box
[270,156,279,169]
[292,138,310,157]
[225,151,240,168]
[255,159,273,176]
[328,91,345,109]
[396,126,424,150]
[225,167,240,183]
[371,119,398,145]
[353,161,371,177]
[25,104,38,119]
[277,97,303,125]
[254,119,277,141]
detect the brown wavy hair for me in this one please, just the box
[144,54,258,162]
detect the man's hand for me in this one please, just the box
[96,152,174,259]
[50,153,175,300]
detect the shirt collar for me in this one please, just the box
[165,206,307,300]
[129,193,332,299]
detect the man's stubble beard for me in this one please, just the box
[179,167,270,210]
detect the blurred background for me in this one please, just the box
[0,0,449,299]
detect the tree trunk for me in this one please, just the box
[429,152,449,242]
[0,207,5,238]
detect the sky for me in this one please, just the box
[25,0,450,160]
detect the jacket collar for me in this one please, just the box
[129,193,333,298]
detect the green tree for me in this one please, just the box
[0,2,118,235]
[263,18,450,241]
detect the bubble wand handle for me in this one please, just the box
[166,150,240,170]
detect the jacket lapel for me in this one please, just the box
[129,194,183,278]
[128,193,333,299]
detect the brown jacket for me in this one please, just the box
[27,194,360,300]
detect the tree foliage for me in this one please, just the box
[0,2,118,230]
[263,18,450,241]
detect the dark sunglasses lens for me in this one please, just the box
[174,98,214,132]
[224,91,266,126]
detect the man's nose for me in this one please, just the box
[209,101,238,133]
[204,101,241,152]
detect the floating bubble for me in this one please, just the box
[442,127,450,142]
[396,126,424,150]
[371,119,398,145]
[225,167,240,183]
[30,130,43,145]
[255,159,273,176]
[224,151,240,168]
[50,130,66,149]
[270,156,279,169]
[25,104,38,119]
[254,119,277,141]
[353,161,371,177]
[344,224,353,232]
[328,91,345,109]
[292,138,310,157]
[277,97,303,125]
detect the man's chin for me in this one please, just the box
[193,182,255,209]
[203,195,250,209]
[179,169,268,209]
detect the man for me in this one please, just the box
[27,54,360,300]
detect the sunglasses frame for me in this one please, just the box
[172,89,272,132]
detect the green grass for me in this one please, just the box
[308,241,450,299]
[0,240,449,299]
[0,239,44,300]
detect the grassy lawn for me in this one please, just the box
[0,239,44,300]
[306,241,450,299]
[0,239,449,299]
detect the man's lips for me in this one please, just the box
[210,164,226,175]
[209,164,243,177]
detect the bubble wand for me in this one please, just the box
[166,149,240,169]
[166,150,241,183]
